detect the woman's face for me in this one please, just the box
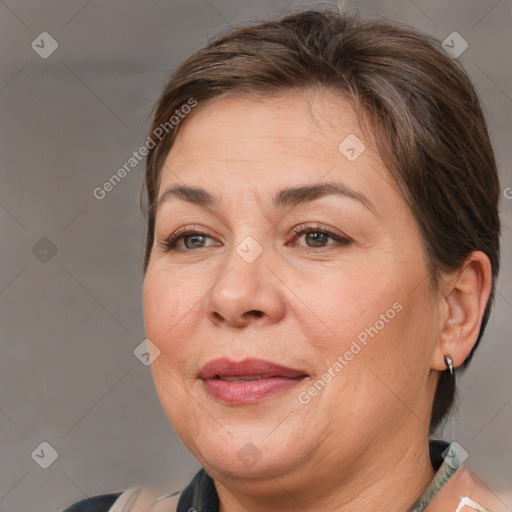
[143,89,441,487]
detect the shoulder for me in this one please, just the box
[427,464,510,512]
[463,471,511,512]
[106,487,183,511]
[61,491,123,512]
[62,486,183,512]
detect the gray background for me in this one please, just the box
[0,1,511,511]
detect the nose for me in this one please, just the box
[205,242,286,329]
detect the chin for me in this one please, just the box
[181,421,310,480]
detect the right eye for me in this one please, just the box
[158,226,220,252]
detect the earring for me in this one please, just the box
[444,354,454,376]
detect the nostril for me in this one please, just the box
[209,309,264,325]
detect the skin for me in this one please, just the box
[142,88,492,512]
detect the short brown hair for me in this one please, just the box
[140,8,501,432]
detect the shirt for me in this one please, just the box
[61,439,508,511]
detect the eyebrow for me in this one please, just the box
[157,181,374,213]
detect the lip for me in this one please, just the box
[199,357,309,404]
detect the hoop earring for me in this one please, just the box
[444,354,454,376]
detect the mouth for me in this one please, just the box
[199,357,309,404]
[216,374,281,382]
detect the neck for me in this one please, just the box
[214,434,436,512]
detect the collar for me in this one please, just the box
[407,439,462,511]
[175,439,460,512]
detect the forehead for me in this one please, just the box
[157,89,398,211]
[167,89,364,163]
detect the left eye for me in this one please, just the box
[290,227,351,248]
[305,231,332,247]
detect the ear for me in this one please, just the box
[431,251,493,372]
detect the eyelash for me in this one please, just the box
[158,223,352,253]
[158,225,213,252]
[288,224,352,251]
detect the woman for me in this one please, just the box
[63,7,507,512]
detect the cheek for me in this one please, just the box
[143,270,207,436]
[341,280,437,406]
[299,263,430,385]
[143,268,206,356]
[293,266,399,348]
